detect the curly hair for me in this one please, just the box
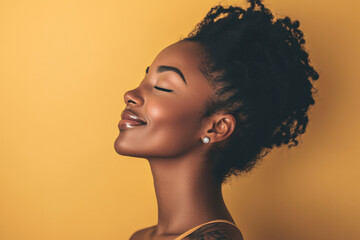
[180,0,319,184]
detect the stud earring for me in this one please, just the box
[202,136,210,144]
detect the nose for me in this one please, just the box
[123,87,144,106]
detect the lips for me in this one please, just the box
[118,109,147,129]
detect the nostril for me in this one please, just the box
[123,87,144,106]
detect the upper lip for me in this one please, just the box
[121,109,147,124]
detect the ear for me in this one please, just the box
[201,113,236,144]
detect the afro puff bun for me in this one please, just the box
[181,0,319,183]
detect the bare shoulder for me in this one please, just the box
[182,222,244,240]
[129,225,156,240]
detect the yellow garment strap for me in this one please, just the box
[174,219,240,240]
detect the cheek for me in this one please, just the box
[144,98,203,153]
[147,97,200,130]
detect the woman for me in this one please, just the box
[114,0,319,239]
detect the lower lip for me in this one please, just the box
[118,119,147,129]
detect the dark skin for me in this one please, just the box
[114,40,243,239]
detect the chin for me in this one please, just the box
[114,137,128,156]
[113,136,144,157]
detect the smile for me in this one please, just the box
[118,119,147,129]
[118,109,148,130]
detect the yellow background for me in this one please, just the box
[0,0,359,239]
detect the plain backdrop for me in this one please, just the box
[0,0,359,239]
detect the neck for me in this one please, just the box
[147,154,234,235]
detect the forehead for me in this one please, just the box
[154,40,204,67]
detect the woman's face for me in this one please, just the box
[114,40,214,158]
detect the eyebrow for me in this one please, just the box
[146,65,187,85]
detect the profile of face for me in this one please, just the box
[113,40,215,159]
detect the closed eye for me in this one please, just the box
[154,86,173,92]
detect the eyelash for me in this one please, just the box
[154,86,173,92]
